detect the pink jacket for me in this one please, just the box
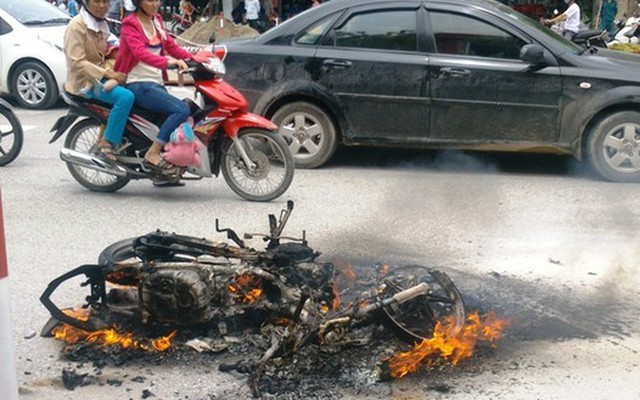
[114,13,193,77]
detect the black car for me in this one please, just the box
[220,0,640,182]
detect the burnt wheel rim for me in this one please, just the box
[601,122,640,173]
[16,69,47,106]
[378,266,465,342]
[278,112,324,160]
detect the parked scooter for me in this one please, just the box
[607,16,640,45]
[0,98,24,166]
[49,48,294,202]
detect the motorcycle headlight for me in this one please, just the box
[203,57,226,76]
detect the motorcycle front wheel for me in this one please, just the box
[0,106,24,166]
[221,128,294,202]
[65,119,130,192]
[378,265,466,343]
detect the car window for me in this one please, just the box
[0,17,12,35]
[328,9,417,52]
[295,15,335,46]
[0,0,69,25]
[429,12,525,59]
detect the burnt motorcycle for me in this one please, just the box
[0,97,23,166]
[40,202,466,363]
[49,49,294,202]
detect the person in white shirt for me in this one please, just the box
[544,0,581,40]
[245,0,261,32]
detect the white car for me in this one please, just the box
[0,0,69,109]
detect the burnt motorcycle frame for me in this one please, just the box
[41,202,465,343]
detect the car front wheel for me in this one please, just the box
[11,61,59,110]
[586,111,640,182]
[271,102,338,169]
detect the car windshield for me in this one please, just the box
[0,0,70,26]
[484,0,582,54]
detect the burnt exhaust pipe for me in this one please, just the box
[60,148,128,177]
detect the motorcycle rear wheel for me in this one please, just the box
[221,128,294,202]
[0,106,23,166]
[65,119,130,192]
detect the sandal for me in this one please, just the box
[143,157,180,176]
[96,142,117,162]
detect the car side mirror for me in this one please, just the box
[520,44,546,66]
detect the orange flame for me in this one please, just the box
[333,261,357,281]
[379,264,390,276]
[228,273,264,304]
[52,309,176,352]
[387,312,510,378]
[331,282,341,310]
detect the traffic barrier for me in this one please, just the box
[0,188,19,400]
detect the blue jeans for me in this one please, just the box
[86,80,134,145]
[126,82,190,143]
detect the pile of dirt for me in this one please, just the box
[177,15,259,45]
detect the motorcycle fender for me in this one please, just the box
[221,111,277,137]
[49,114,80,144]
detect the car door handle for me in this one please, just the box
[440,67,471,77]
[322,59,353,69]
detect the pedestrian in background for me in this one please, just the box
[107,0,124,35]
[599,0,618,36]
[68,0,79,16]
[245,0,261,32]
[123,0,136,16]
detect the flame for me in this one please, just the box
[333,261,357,281]
[331,282,341,310]
[152,330,177,351]
[387,312,510,378]
[228,273,264,304]
[52,309,176,352]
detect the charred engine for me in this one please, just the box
[102,241,336,327]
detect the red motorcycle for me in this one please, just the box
[49,47,294,202]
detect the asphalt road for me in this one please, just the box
[1,103,639,399]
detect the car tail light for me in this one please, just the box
[213,45,227,61]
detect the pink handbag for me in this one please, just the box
[163,120,202,167]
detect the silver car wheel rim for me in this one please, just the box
[602,122,640,173]
[17,69,47,106]
[278,112,324,160]
[72,125,120,186]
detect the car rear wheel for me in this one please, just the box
[271,101,337,169]
[586,111,640,182]
[11,61,59,110]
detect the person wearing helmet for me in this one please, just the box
[114,0,206,173]
[64,0,135,161]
